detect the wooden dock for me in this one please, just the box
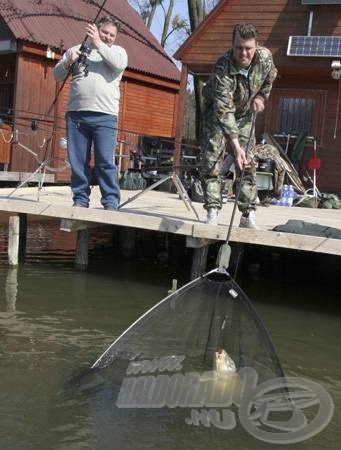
[0,185,341,258]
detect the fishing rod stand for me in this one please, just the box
[119,171,200,221]
[8,158,53,201]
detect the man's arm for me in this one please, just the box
[87,23,128,73]
[251,49,277,113]
[53,46,80,81]
[213,69,239,138]
[255,51,278,103]
[97,44,128,73]
[211,62,248,169]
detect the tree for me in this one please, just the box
[129,1,221,140]
[128,1,187,49]
[187,0,205,141]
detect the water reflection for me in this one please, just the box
[5,266,18,312]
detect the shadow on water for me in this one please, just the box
[0,219,340,449]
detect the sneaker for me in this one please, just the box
[239,211,259,229]
[104,205,118,211]
[206,208,218,225]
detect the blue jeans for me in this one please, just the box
[66,111,120,208]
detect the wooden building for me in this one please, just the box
[0,0,180,181]
[174,0,341,194]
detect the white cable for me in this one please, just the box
[334,77,341,139]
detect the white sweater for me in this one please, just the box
[53,42,128,116]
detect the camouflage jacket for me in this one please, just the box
[202,46,277,138]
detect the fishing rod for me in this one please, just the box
[45,0,109,119]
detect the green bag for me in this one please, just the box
[293,192,341,209]
[293,195,319,208]
[119,170,147,190]
[319,193,341,209]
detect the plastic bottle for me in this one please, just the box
[277,184,288,206]
[287,185,295,207]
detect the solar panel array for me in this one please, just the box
[302,1,341,5]
[287,36,341,57]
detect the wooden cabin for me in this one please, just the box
[174,0,341,194]
[0,0,180,182]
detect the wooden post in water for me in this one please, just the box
[75,229,89,270]
[191,247,209,279]
[18,213,27,263]
[8,216,20,266]
[118,227,136,258]
[187,237,213,280]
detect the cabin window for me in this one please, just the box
[277,97,315,135]
[266,88,327,145]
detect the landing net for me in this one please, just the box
[92,269,284,384]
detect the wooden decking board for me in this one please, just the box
[0,172,55,182]
[0,185,340,256]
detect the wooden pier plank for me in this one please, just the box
[0,185,341,256]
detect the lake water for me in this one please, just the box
[0,220,340,450]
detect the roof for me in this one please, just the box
[174,0,226,62]
[0,0,180,82]
[175,0,341,76]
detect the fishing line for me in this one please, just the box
[0,106,200,152]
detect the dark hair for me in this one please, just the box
[232,23,258,43]
[97,15,121,31]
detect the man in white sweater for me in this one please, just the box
[54,16,128,210]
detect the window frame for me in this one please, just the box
[265,88,327,146]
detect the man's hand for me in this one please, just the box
[234,147,249,170]
[86,23,101,48]
[63,48,81,69]
[253,96,265,113]
[230,137,249,170]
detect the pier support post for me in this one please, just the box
[75,229,89,270]
[191,246,209,280]
[18,213,27,263]
[187,237,215,280]
[8,216,19,266]
[119,227,136,258]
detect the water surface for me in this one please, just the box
[0,221,339,450]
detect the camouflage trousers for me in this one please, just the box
[201,115,257,214]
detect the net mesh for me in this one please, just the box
[92,269,284,384]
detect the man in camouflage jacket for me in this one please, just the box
[201,23,278,227]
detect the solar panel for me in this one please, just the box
[302,1,341,5]
[287,36,341,57]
